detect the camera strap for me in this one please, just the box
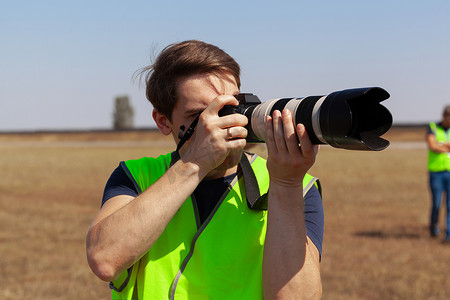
[239,154,268,210]
[171,115,201,163]
[176,115,200,153]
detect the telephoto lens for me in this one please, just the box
[220,87,392,151]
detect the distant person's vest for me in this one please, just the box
[110,152,320,300]
[428,122,450,172]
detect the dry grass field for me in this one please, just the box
[1,126,449,299]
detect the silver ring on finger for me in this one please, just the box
[227,128,232,140]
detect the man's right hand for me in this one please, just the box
[179,95,248,179]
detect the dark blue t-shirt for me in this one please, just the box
[102,163,324,256]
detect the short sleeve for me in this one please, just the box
[102,164,138,206]
[304,185,324,257]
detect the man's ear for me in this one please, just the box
[152,109,172,136]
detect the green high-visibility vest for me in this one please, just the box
[428,122,450,172]
[110,152,320,300]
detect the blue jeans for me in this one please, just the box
[429,171,450,238]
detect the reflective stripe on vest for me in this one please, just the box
[428,122,450,172]
[111,152,320,300]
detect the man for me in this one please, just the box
[86,40,324,299]
[426,105,450,242]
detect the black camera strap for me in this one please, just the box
[170,116,200,166]
[176,115,200,153]
[239,154,268,210]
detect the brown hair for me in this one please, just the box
[138,40,241,121]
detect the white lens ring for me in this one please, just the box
[311,96,327,144]
[250,99,279,141]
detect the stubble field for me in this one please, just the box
[1,126,449,299]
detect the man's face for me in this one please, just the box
[172,73,239,136]
[168,72,243,176]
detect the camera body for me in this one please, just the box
[219,87,392,151]
[219,93,263,143]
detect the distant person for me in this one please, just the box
[85,40,324,299]
[426,105,450,242]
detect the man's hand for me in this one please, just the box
[265,109,318,186]
[180,95,248,178]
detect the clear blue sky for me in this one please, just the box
[1,0,449,131]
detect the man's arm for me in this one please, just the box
[427,133,450,153]
[263,109,322,299]
[86,159,206,282]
